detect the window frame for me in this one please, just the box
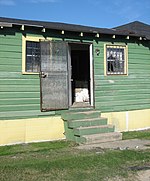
[104,44,128,76]
[22,35,52,74]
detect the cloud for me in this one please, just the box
[0,0,15,6]
[29,0,58,3]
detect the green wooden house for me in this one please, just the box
[0,17,150,145]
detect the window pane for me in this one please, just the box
[26,48,33,55]
[26,41,40,72]
[106,45,126,75]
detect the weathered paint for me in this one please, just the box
[0,30,55,120]
[40,41,69,111]
[0,27,150,145]
[0,117,65,146]
[22,35,52,74]
[1,29,149,119]
[94,40,150,113]
[102,108,150,132]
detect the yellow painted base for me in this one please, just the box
[0,117,65,146]
[102,109,150,132]
[1,108,150,146]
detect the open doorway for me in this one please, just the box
[69,43,93,108]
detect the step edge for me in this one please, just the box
[80,133,122,144]
[62,110,101,115]
[68,120,108,128]
[82,132,122,139]
[68,117,107,122]
[74,124,114,130]
[83,137,122,145]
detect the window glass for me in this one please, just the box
[26,41,40,72]
[106,45,127,75]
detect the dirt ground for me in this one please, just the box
[77,139,150,181]
[77,139,150,150]
[108,170,150,181]
[137,170,150,181]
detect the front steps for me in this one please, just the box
[79,132,122,144]
[62,109,122,144]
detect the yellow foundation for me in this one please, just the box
[0,117,65,146]
[0,109,150,146]
[102,109,150,132]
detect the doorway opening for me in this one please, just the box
[69,43,93,108]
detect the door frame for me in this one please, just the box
[68,42,94,107]
[89,43,94,107]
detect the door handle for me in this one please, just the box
[40,72,47,78]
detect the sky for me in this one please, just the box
[0,0,150,28]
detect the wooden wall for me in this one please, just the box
[94,39,150,112]
[0,29,55,120]
[0,28,150,120]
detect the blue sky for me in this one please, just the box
[0,0,150,28]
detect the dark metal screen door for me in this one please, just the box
[40,41,69,111]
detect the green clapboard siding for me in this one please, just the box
[94,40,150,112]
[0,65,21,72]
[0,110,55,120]
[0,39,22,46]
[0,104,40,112]
[0,85,40,92]
[0,92,40,99]
[0,98,40,105]
[0,45,22,52]
[0,52,22,59]
[0,58,21,65]
[0,28,150,119]
[0,72,39,79]
[0,31,55,119]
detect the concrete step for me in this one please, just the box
[76,132,122,144]
[74,125,115,136]
[62,110,101,121]
[68,117,107,128]
[67,107,93,112]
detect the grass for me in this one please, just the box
[0,130,150,181]
[122,129,150,140]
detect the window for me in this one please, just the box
[22,36,51,74]
[26,41,40,73]
[105,45,128,75]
